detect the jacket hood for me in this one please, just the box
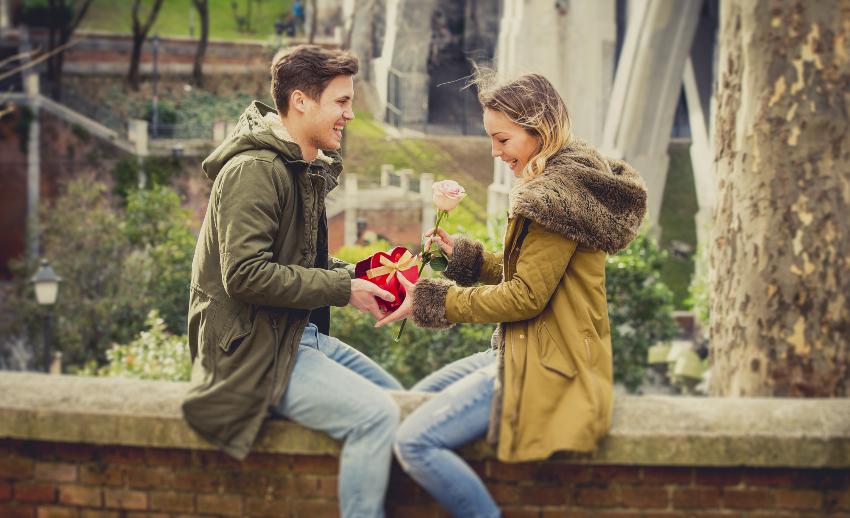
[510,138,647,254]
[201,101,342,182]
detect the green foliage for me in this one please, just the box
[0,176,195,371]
[686,234,711,328]
[333,240,394,265]
[124,187,196,335]
[2,178,145,368]
[658,144,699,308]
[112,157,178,200]
[79,310,191,381]
[606,229,679,392]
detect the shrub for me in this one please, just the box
[80,310,191,381]
[606,230,679,392]
[0,176,195,371]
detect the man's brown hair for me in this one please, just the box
[270,45,359,115]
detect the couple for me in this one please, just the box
[182,45,647,518]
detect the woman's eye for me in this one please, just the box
[499,139,508,144]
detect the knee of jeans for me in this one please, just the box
[393,417,431,472]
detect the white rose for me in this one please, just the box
[432,180,466,211]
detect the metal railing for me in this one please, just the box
[42,79,127,136]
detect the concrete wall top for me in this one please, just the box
[1,372,848,468]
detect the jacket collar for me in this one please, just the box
[510,138,647,254]
[263,112,343,194]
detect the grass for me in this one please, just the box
[77,0,294,42]
[657,143,698,309]
[343,109,493,213]
[342,109,493,239]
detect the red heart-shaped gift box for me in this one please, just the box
[354,246,420,312]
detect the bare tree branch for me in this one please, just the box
[0,49,41,70]
[0,39,84,83]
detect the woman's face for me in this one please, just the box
[483,108,540,178]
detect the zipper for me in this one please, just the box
[267,314,280,401]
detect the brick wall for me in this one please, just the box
[2,438,849,518]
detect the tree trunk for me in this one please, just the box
[127,35,144,91]
[192,0,209,87]
[44,0,93,99]
[709,0,850,397]
[126,0,164,91]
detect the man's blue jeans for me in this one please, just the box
[271,324,403,518]
[394,349,501,518]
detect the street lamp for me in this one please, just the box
[31,259,61,372]
[151,34,160,138]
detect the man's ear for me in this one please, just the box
[289,89,309,114]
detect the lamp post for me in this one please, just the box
[31,259,61,372]
[151,34,160,138]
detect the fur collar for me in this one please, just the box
[510,139,647,254]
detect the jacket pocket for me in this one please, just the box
[215,300,254,353]
[537,321,577,378]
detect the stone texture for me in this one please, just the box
[1,373,849,468]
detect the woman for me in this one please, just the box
[375,73,647,517]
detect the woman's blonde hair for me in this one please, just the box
[473,69,572,179]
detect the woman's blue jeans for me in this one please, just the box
[394,349,501,518]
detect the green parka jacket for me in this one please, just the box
[410,139,647,462]
[182,101,353,459]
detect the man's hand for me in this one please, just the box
[375,274,415,328]
[349,278,396,320]
[424,227,455,258]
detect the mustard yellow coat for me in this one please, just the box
[411,140,647,462]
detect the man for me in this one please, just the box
[182,45,403,518]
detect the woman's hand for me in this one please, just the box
[424,227,455,258]
[375,273,415,328]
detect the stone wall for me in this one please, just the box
[1,373,849,517]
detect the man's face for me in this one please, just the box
[303,75,355,152]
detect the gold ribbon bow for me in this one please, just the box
[366,250,417,279]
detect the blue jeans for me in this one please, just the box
[395,349,501,518]
[271,324,404,518]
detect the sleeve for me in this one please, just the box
[411,222,576,328]
[328,256,356,278]
[216,160,351,309]
[442,236,503,286]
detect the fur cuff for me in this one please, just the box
[443,237,484,286]
[412,278,454,329]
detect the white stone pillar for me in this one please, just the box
[25,74,41,259]
[495,0,616,144]
[397,168,411,192]
[488,0,616,235]
[683,58,716,247]
[128,119,150,157]
[372,0,438,127]
[601,0,702,227]
[344,173,358,246]
[0,0,10,36]
[380,164,393,187]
